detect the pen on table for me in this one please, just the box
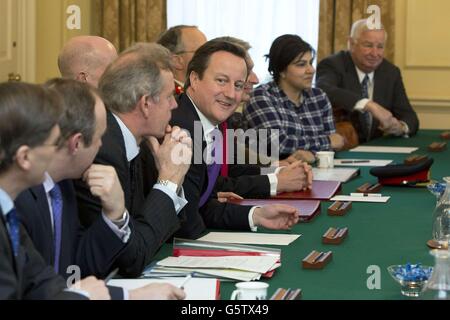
[350,193,382,197]
[312,252,325,263]
[179,274,192,290]
[340,160,370,164]
[104,268,119,283]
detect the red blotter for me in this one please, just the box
[272,180,341,200]
[229,198,321,222]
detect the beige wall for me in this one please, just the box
[395,0,450,129]
[35,0,93,83]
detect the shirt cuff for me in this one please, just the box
[248,206,260,232]
[122,288,129,300]
[102,210,131,243]
[153,184,188,215]
[354,98,370,112]
[267,173,278,196]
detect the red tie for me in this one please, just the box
[220,122,228,177]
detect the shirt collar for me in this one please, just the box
[42,172,55,194]
[187,93,217,140]
[355,66,374,84]
[112,113,140,162]
[0,187,14,218]
[174,79,184,88]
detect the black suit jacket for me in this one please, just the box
[0,207,84,300]
[316,50,419,141]
[15,181,127,282]
[74,111,182,277]
[170,94,252,236]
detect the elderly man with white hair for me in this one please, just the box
[316,19,419,143]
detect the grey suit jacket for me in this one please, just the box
[316,50,419,141]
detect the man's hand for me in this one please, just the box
[253,204,299,230]
[129,283,186,300]
[365,101,394,128]
[83,165,125,221]
[217,192,243,203]
[71,276,110,300]
[147,125,192,186]
[277,160,313,193]
[329,133,345,150]
[379,118,406,136]
[284,149,315,164]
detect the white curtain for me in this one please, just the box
[167,0,320,83]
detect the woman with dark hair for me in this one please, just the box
[243,34,344,159]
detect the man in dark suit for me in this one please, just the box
[171,40,300,238]
[15,79,185,300]
[0,82,108,300]
[316,19,419,142]
[74,43,193,277]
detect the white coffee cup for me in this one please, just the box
[316,151,335,168]
[230,281,268,300]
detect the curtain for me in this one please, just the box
[318,0,395,63]
[93,0,167,52]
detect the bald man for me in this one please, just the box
[58,36,118,87]
[157,25,207,89]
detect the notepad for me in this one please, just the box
[312,168,360,183]
[330,195,390,203]
[108,277,220,300]
[198,232,301,246]
[350,146,418,154]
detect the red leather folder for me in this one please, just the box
[272,180,341,200]
[229,199,321,222]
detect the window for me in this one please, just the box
[167,0,320,83]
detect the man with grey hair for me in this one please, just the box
[157,25,207,91]
[58,36,118,87]
[74,43,192,277]
[317,19,419,143]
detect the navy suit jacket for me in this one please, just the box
[316,50,419,141]
[170,94,253,237]
[0,207,84,300]
[74,111,182,277]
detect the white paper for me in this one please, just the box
[312,168,359,183]
[198,232,301,246]
[157,255,279,274]
[145,266,261,282]
[334,159,393,167]
[330,195,390,203]
[108,277,219,300]
[350,146,418,154]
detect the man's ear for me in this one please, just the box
[75,72,88,83]
[67,133,83,154]
[139,95,152,118]
[189,71,200,90]
[14,145,32,171]
[172,55,184,71]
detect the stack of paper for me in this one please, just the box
[143,238,282,282]
[312,167,360,183]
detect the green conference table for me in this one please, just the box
[150,130,449,300]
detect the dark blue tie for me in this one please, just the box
[49,184,63,273]
[6,208,20,257]
[361,74,373,140]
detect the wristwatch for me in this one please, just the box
[157,179,178,193]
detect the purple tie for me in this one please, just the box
[199,129,222,207]
[49,184,63,273]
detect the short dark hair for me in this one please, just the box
[45,78,98,147]
[157,25,198,54]
[267,34,315,84]
[184,40,249,90]
[0,82,62,173]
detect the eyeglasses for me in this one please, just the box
[175,50,196,55]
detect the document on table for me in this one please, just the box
[157,255,279,274]
[108,277,220,300]
[198,232,301,246]
[312,167,360,183]
[330,195,390,203]
[350,146,418,153]
[334,159,393,167]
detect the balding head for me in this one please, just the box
[58,36,118,88]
